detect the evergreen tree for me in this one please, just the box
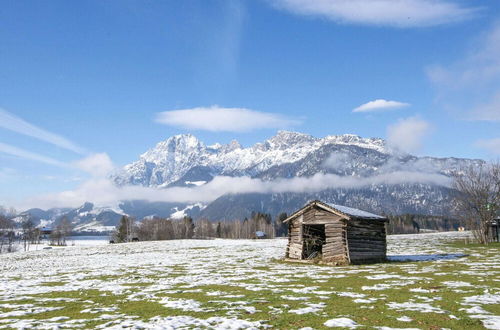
[183,216,195,239]
[216,222,222,238]
[114,216,135,243]
[275,212,288,237]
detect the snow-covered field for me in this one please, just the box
[0,232,499,329]
[13,236,110,253]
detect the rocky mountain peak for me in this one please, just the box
[114,131,396,187]
[221,140,243,153]
[140,134,205,164]
[268,130,316,147]
[324,134,388,153]
[34,130,486,230]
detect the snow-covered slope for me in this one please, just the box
[112,131,389,187]
[109,131,481,220]
[18,201,204,233]
[21,131,484,228]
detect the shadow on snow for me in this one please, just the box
[387,253,467,262]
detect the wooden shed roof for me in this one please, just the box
[283,200,388,223]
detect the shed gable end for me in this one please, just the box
[302,206,344,225]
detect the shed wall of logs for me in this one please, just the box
[346,219,387,262]
[286,205,387,264]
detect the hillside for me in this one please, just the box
[19,131,482,230]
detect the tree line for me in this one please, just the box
[111,211,289,243]
[386,214,462,235]
[0,209,73,254]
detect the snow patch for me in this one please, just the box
[324,318,359,328]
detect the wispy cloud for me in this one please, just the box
[0,109,87,154]
[73,153,115,178]
[215,0,246,79]
[476,138,500,155]
[353,99,410,113]
[155,105,301,132]
[387,117,431,153]
[23,171,450,209]
[0,141,112,176]
[427,23,500,122]
[0,142,69,168]
[270,0,480,28]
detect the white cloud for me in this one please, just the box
[0,142,68,168]
[427,23,500,122]
[212,1,246,79]
[22,170,450,210]
[0,109,87,154]
[270,0,479,28]
[353,99,410,113]
[73,153,115,178]
[386,117,431,153]
[476,138,500,155]
[0,143,114,177]
[155,105,301,132]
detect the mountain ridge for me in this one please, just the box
[19,131,483,231]
[112,131,394,188]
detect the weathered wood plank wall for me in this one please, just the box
[287,214,303,259]
[286,205,387,263]
[346,219,386,261]
[287,206,349,260]
[303,208,343,224]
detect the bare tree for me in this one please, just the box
[0,214,16,253]
[137,217,194,241]
[59,217,72,245]
[21,218,36,251]
[112,216,137,243]
[50,217,73,246]
[195,218,214,239]
[452,163,500,244]
[183,217,195,239]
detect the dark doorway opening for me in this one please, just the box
[302,224,326,259]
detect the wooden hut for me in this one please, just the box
[284,200,388,264]
[489,217,500,242]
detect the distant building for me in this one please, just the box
[255,231,267,239]
[40,227,52,236]
[489,217,500,243]
[284,200,388,264]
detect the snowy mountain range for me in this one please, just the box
[113,131,390,188]
[19,131,482,231]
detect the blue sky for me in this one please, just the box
[1,0,500,209]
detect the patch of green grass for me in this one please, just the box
[482,303,500,315]
[117,300,170,319]
[0,290,122,327]
[83,274,123,281]
[446,240,500,249]
[39,281,67,287]
[6,276,23,281]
